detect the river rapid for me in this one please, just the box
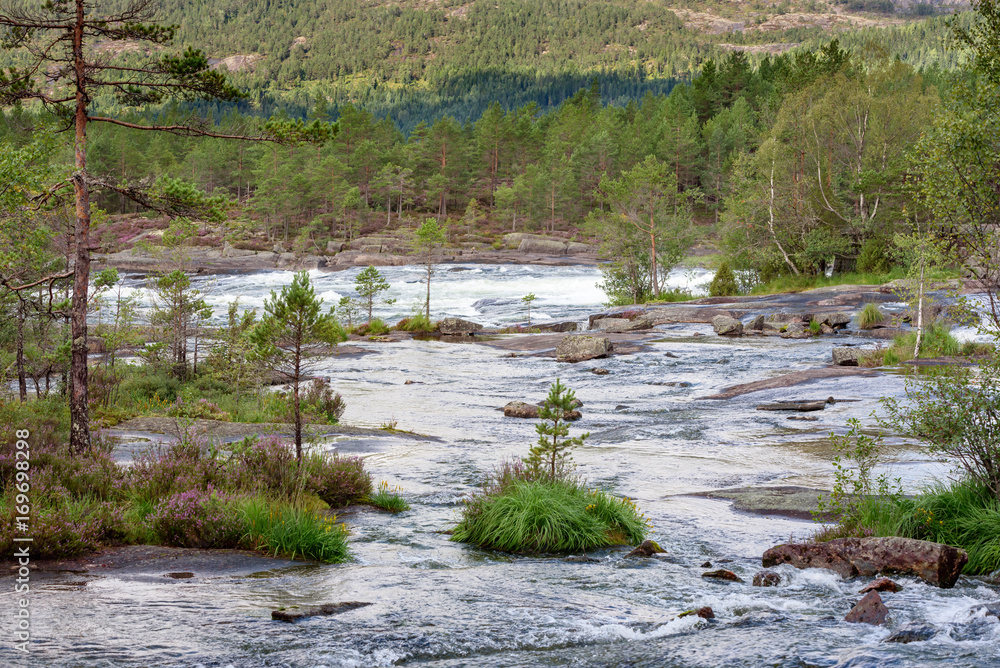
[14,264,1000,668]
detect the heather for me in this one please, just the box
[0,414,369,562]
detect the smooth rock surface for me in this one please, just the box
[438,317,484,336]
[832,347,863,366]
[556,335,613,363]
[272,601,372,622]
[884,622,937,643]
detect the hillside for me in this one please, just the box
[115,0,970,129]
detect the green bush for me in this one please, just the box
[118,371,181,402]
[709,261,739,297]
[452,479,649,553]
[297,378,346,424]
[395,313,435,332]
[856,237,894,274]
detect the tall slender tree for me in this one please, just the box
[0,0,326,452]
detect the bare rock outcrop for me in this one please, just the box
[762,537,968,588]
[556,334,612,363]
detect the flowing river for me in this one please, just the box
[13,264,1000,667]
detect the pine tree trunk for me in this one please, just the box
[69,0,92,454]
[16,300,27,402]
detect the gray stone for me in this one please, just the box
[532,321,579,333]
[556,335,613,363]
[712,315,743,337]
[832,347,862,366]
[566,242,591,254]
[592,317,650,333]
[502,401,581,421]
[823,312,852,328]
[272,601,371,622]
[438,317,484,336]
[762,537,969,588]
[518,238,568,254]
[884,622,937,644]
[748,315,765,331]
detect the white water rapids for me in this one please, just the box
[14,264,1000,668]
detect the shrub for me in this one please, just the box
[166,396,230,421]
[0,502,100,560]
[149,488,245,549]
[709,261,739,297]
[297,378,345,424]
[309,454,372,507]
[119,371,181,402]
[857,302,885,329]
[856,237,894,274]
[358,317,391,336]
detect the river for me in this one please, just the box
[14,264,1000,667]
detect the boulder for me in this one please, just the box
[532,321,579,333]
[712,315,743,337]
[518,238,568,254]
[591,368,610,375]
[626,540,666,557]
[272,601,371,622]
[592,317,650,333]
[844,591,889,625]
[678,607,715,620]
[748,315,765,331]
[566,242,591,254]
[702,569,743,583]
[859,577,900,594]
[752,571,781,587]
[884,622,937,644]
[780,322,810,339]
[556,335,612,363]
[438,317,484,336]
[832,347,862,366]
[761,537,968,588]
[222,242,258,258]
[756,400,827,412]
[502,401,581,421]
[823,312,852,329]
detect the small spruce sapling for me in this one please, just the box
[522,292,537,326]
[525,379,588,481]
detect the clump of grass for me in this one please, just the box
[809,319,822,335]
[240,497,349,563]
[395,313,435,332]
[357,318,391,336]
[649,288,696,303]
[366,480,410,513]
[858,302,886,330]
[452,477,649,553]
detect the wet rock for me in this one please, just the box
[272,601,372,622]
[968,603,1000,619]
[884,622,937,643]
[729,611,787,628]
[502,401,581,421]
[165,572,195,579]
[832,347,862,366]
[678,606,715,620]
[748,315,765,331]
[762,537,968,588]
[702,569,743,583]
[844,591,889,625]
[787,416,819,421]
[532,321,579,333]
[563,555,601,563]
[753,571,781,587]
[701,561,712,568]
[756,400,827,412]
[664,352,679,358]
[591,367,610,375]
[626,540,665,558]
[502,352,518,358]
[591,317,650,333]
[556,334,613,363]
[859,577,901,593]
[566,242,591,255]
[820,323,835,335]
[780,322,811,339]
[438,317,484,336]
[712,315,743,337]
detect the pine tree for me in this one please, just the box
[525,379,588,482]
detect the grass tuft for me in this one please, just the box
[366,480,411,513]
[858,302,886,330]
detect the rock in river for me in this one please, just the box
[626,540,665,558]
[438,317,484,336]
[702,569,743,583]
[832,346,863,366]
[502,401,581,421]
[272,601,372,622]
[884,622,937,643]
[844,591,889,625]
[762,537,968,588]
[712,315,743,337]
[556,334,612,363]
[752,571,781,587]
